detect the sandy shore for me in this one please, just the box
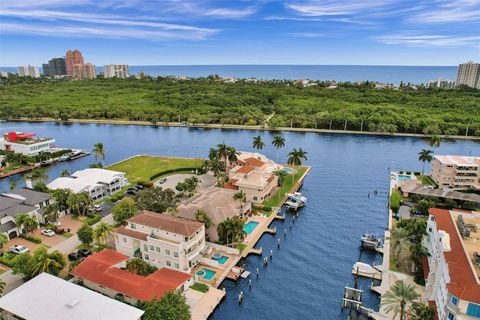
[5,117,480,141]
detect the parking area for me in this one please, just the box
[154,173,216,192]
[58,215,84,233]
[98,202,114,217]
[5,237,43,253]
[31,229,65,247]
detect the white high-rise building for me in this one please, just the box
[426,79,456,89]
[103,64,129,78]
[17,66,27,77]
[456,62,480,89]
[17,65,40,78]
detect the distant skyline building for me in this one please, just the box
[48,57,67,76]
[65,50,84,76]
[83,63,96,79]
[426,79,456,89]
[17,65,40,78]
[103,64,129,78]
[456,62,480,89]
[42,63,51,76]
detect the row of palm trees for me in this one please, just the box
[252,135,308,166]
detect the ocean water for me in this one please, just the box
[0,65,458,85]
[0,121,478,319]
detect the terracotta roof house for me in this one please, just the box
[71,249,193,305]
[115,211,205,273]
[177,186,251,242]
[424,208,480,319]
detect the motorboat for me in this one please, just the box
[360,233,382,249]
[285,192,307,210]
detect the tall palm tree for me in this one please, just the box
[287,148,308,166]
[43,203,60,224]
[24,168,48,188]
[217,142,228,164]
[60,169,70,177]
[15,214,38,236]
[9,180,17,191]
[0,278,5,295]
[252,135,265,150]
[30,247,66,277]
[208,148,219,161]
[209,158,223,177]
[272,135,285,162]
[273,169,288,187]
[381,280,420,320]
[409,302,435,320]
[93,222,114,245]
[428,135,441,150]
[92,142,106,162]
[418,149,434,174]
[226,146,239,170]
[388,227,409,269]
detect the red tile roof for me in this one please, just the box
[429,208,480,304]
[71,249,192,301]
[223,182,239,190]
[236,165,253,174]
[116,226,148,241]
[267,175,275,183]
[244,157,265,167]
[128,211,203,237]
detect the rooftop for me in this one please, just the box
[1,188,50,206]
[48,168,125,193]
[434,155,480,167]
[429,208,480,304]
[128,211,203,237]
[71,249,192,302]
[450,210,480,279]
[0,194,37,219]
[0,273,144,320]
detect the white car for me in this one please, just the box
[10,245,29,254]
[41,229,56,237]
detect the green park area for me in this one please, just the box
[262,166,308,208]
[107,155,202,182]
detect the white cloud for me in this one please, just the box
[204,6,257,18]
[289,32,325,37]
[286,1,397,16]
[409,0,480,23]
[376,33,480,47]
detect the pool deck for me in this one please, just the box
[241,166,312,258]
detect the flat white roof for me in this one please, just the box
[72,168,125,184]
[0,273,144,320]
[435,155,479,166]
[47,177,97,193]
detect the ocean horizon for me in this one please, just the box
[0,64,458,85]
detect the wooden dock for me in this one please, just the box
[274,213,285,221]
[352,267,383,281]
[248,247,263,256]
[225,266,245,281]
[265,227,276,235]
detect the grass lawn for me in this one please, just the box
[190,282,209,293]
[262,166,308,208]
[107,155,201,182]
[61,232,74,239]
[238,243,246,253]
[415,174,438,187]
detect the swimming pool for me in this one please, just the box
[282,167,295,174]
[398,174,412,181]
[196,268,217,280]
[243,221,259,235]
[212,255,229,265]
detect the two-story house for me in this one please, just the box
[115,211,205,273]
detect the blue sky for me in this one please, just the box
[0,0,479,66]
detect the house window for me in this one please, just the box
[150,245,154,251]
[123,237,127,243]
[166,261,171,266]
[165,249,171,256]
[174,263,179,269]
[467,303,480,318]
[145,255,149,260]
[174,252,179,258]
[156,247,160,253]
[131,223,136,229]
[451,296,458,306]
[143,244,148,252]
[448,313,455,320]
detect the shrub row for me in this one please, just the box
[86,213,102,226]
[110,193,125,202]
[0,252,18,268]
[390,190,402,212]
[149,167,202,181]
[20,234,42,244]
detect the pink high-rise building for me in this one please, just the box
[65,50,84,76]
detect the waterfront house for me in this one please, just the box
[176,186,251,242]
[71,249,193,305]
[227,152,282,204]
[0,188,51,239]
[424,208,480,319]
[0,132,55,156]
[431,155,480,191]
[0,272,144,320]
[48,168,127,200]
[115,211,205,273]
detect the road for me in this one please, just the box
[0,213,114,294]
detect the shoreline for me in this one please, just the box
[4,118,480,141]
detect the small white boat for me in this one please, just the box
[360,233,382,249]
[285,192,307,210]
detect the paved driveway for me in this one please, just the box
[98,202,114,217]
[4,237,43,253]
[154,173,216,192]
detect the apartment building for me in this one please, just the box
[431,155,479,191]
[424,208,480,319]
[65,50,84,76]
[456,62,480,89]
[48,168,127,200]
[104,64,129,78]
[0,131,55,156]
[427,79,456,89]
[17,65,40,78]
[115,211,205,273]
[43,57,67,76]
[227,152,282,203]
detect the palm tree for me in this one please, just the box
[388,227,409,269]
[252,135,265,150]
[381,280,420,320]
[0,233,8,250]
[15,214,38,236]
[418,149,434,174]
[0,278,5,295]
[428,135,441,150]
[409,302,435,320]
[60,169,70,177]
[217,143,228,164]
[217,217,246,246]
[226,146,239,170]
[9,180,17,191]
[208,148,219,161]
[272,135,285,162]
[233,190,246,202]
[287,148,308,166]
[273,169,288,187]
[30,247,66,277]
[92,142,106,162]
[93,222,114,245]
[24,168,48,189]
[43,203,60,224]
[208,158,223,177]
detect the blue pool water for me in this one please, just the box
[243,221,259,235]
[0,121,478,319]
[202,268,217,280]
[398,174,412,181]
[282,167,295,174]
[214,255,229,265]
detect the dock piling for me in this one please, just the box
[277,238,281,248]
[256,268,259,278]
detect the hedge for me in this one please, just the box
[149,167,202,181]
[0,252,18,267]
[20,234,42,244]
[390,190,402,212]
[137,180,154,188]
[86,213,102,226]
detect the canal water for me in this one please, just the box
[1,121,479,319]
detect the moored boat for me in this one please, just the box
[360,233,382,249]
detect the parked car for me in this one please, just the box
[159,178,167,184]
[68,252,83,261]
[52,221,62,227]
[10,245,29,254]
[125,190,137,196]
[136,185,144,190]
[78,249,92,257]
[88,204,102,213]
[41,229,56,237]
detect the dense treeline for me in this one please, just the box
[0,75,479,136]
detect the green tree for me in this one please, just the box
[24,167,48,188]
[30,247,65,277]
[33,181,49,192]
[77,224,94,246]
[273,169,288,187]
[409,302,435,320]
[135,188,176,213]
[60,169,70,177]
[93,222,114,245]
[381,280,420,320]
[272,135,285,162]
[416,199,435,215]
[15,213,38,235]
[388,227,409,269]
[43,203,60,224]
[126,258,157,276]
[226,146,239,169]
[92,142,106,162]
[195,209,212,228]
[67,192,91,215]
[418,149,434,174]
[233,190,246,202]
[140,291,190,320]
[217,217,246,246]
[0,233,8,250]
[287,148,308,166]
[428,135,441,150]
[112,197,136,225]
[51,189,72,213]
[252,135,265,150]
